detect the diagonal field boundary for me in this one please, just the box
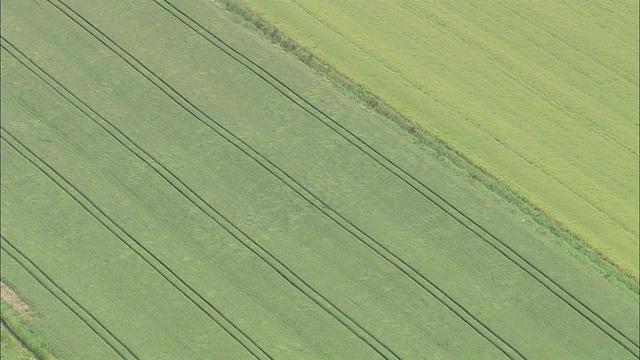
[0,235,137,359]
[47,0,635,357]
[155,0,640,356]
[1,40,399,360]
[37,1,530,357]
[40,0,524,358]
[0,128,271,360]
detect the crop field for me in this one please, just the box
[240,0,640,279]
[0,0,638,359]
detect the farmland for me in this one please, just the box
[238,0,640,279]
[0,0,638,359]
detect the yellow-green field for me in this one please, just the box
[240,0,640,279]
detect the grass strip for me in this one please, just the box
[214,0,638,295]
[0,283,56,360]
[1,326,35,360]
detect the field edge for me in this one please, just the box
[1,326,35,360]
[215,0,639,295]
[0,280,56,360]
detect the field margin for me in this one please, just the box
[1,324,35,360]
[0,280,56,360]
[212,0,639,295]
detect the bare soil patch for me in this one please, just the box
[1,282,30,318]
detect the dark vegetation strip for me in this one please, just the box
[0,235,135,359]
[1,319,32,356]
[38,0,519,357]
[216,0,639,295]
[1,37,395,360]
[160,0,640,354]
[0,294,56,360]
[0,126,269,360]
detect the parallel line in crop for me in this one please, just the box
[0,126,271,360]
[1,37,399,360]
[294,0,636,254]
[28,0,629,356]
[491,1,635,88]
[487,2,638,159]
[390,1,637,222]
[330,0,635,160]
[157,1,640,354]
[43,1,524,358]
[39,0,525,357]
[0,234,137,359]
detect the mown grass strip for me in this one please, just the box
[214,0,639,295]
[0,236,135,359]
[1,34,399,359]
[157,1,640,355]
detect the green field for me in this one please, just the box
[239,0,640,279]
[1,0,638,358]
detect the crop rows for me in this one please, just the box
[37,1,522,356]
[239,0,639,277]
[1,0,638,358]
[1,234,137,358]
[153,1,639,354]
[1,35,394,359]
